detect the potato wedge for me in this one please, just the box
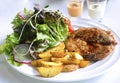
[79,60,90,68]
[50,51,66,58]
[51,57,81,65]
[65,52,83,60]
[37,66,63,77]
[31,59,62,67]
[62,64,79,72]
[62,59,81,65]
[39,60,62,67]
[38,42,65,59]
[31,58,49,67]
[31,60,42,67]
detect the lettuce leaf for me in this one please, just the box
[32,9,69,52]
[0,7,69,66]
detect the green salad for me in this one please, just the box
[0,7,72,66]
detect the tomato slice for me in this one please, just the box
[68,20,74,34]
[64,18,74,34]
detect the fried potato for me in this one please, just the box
[50,51,66,58]
[51,52,83,65]
[79,60,90,68]
[39,60,62,67]
[31,59,63,77]
[62,64,79,72]
[37,66,63,77]
[38,42,65,59]
[31,42,91,77]
[31,59,62,67]
[31,58,49,67]
[65,52,83,60]
[51,57,81,65]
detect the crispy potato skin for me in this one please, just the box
[31,59,50,67]
[79,60,90,68]
[50,52,66,58]
[31,42,91,77]
[31,59,63,77]
[51,57,81,65]
[37,66,63,77]
[38,42,65,59]
[62,64,79,72]
[31,59,62,67]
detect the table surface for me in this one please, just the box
[0,0,120,83]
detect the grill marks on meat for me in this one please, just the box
[65,27,117,62]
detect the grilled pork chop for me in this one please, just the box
[65,27,117,62]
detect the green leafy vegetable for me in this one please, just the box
[2,33,18,56]
[32,9,69,51]
[0,33,21,66]
[11,15,24,28]
[0,7,70,66]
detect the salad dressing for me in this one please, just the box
[87,2,107,19]
[67,1,83,17]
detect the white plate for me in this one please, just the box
[4,18,120,82]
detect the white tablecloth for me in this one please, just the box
[0,0,120,83]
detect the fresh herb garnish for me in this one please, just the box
[73,3,78,7]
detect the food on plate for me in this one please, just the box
[0,7,118,78]
[51,57,81,65]
[50,51,66,58]
[31,27,117,77]
[35,60,62,67]
[62,64,79,72]
[0,7,73,65]
[38,42,65,59]
[37,66,63,77]
[31,58,50,67]
[31,55,63,77]
[13,44,33,64]
[79,60,90,68]
[65,27,117,61]
[32,50,89,73]
[51,52,83,65]
[31,50,89,76]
